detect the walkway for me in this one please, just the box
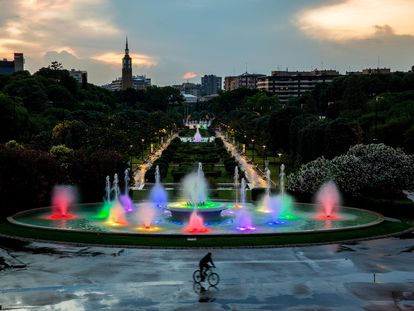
[217,131,267,188]
[132,134,178,189]
[1,235,414,310]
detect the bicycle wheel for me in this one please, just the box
[208,272,220,286]
[193,282,202,293]
[193,270,202,283]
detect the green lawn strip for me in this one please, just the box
[0,220,411,248]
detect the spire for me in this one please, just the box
[125,36,129,55]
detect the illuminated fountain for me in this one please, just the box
[12,161,384,237]
[135,202,159,231]
[315,181,342,219]
[235,178,256,231]
[49,185,78,219]
[149,165,168,208]
[119,169,134,213]
[258,169,273,213]
[233,166,241,208]
[167,163,227,221]
[194,128,202,143]
[107,201,128,226]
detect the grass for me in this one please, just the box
[0,220,411,248]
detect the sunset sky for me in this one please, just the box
[1,0,414,85]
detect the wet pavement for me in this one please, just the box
[1,234,414,310]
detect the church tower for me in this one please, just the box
[121,36,133,90]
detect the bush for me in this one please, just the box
[288,143,414,197]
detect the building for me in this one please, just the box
[182,93,198,103]
[224,72,265,91]
[102,75,151,92]
[224,76,239,91]
[346,68,391,75]
[0,53,24,74]
[172,82,202,98]
[201,74,222,95]
[69,69,87,84]
[257,69,340,102]
[121,37,133,90]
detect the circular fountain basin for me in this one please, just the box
[8,202,384,236]
[166,201,227,221]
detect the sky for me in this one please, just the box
[1,0,414,86]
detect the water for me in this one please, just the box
[234,166,239,207]
[105,176,111,202]
[181,162,207,206]
[265,168,271,197]
[279,164,285,198]
[316,181,341,218]
[112,174,120,201]
[136,202,158,228]
[124,169,130,195]
[236,178,255,231]
[51,185,77,217]
[194,128,202,143]
[149,165,168,207]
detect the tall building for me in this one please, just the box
[346,68,391,75]
[121,37,133,90]
[69,69,88,84]
[257,69,340,102]
[201,74,222,95]
[0,53,24,75]
[224,72,265,91]
[172,82,202,97]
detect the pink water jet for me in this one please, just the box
[315,181,341,219]
[184,211,211,233]
[136,202,157,228]
[50,185,77,219]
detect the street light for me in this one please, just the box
[141,138,145,161]
[262,145,267,169]
[251,139,255,163]
[129,144,134,170]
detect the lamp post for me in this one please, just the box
[141,138,145,161]
[129,144,134,170]
[251,139,255,163]
[262,145,267,170]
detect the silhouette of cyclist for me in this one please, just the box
[199,252,215,281]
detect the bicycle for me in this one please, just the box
[193,266,220,286]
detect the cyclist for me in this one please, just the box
[199,252,215,282]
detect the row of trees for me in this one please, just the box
[0,65,185,212]
[207,72,414,170]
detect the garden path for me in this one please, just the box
[217,131,267,189]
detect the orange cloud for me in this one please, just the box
[297,0,414,42]
[0,0,120,57]
[92,52,157,68]
[182,72,198,80]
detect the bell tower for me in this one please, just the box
[121,36,133,90]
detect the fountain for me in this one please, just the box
[50,185,78,219]
[12,160,384,238]
[149,165,168,208]
[136,202,159,230]
[316,181,341,219]
[167,162,227,220]
[107,201,128,226]
[235,178,256,231]
[119,169,134,213]
[194,128,202,143]
[258,169,273,213]
[233,166,241,208]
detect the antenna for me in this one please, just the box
[377,56,380,68]
[245,62,248,73]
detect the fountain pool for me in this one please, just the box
[8,165,384,238]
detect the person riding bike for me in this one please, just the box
[199,252,215,282]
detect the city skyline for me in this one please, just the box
[1,0,414,86]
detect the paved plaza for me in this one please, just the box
[1,233,414,310]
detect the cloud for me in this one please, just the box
[182,72,198,80]
[297,0,414,42]
[92,52,157,68]
[0,0,120,56]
